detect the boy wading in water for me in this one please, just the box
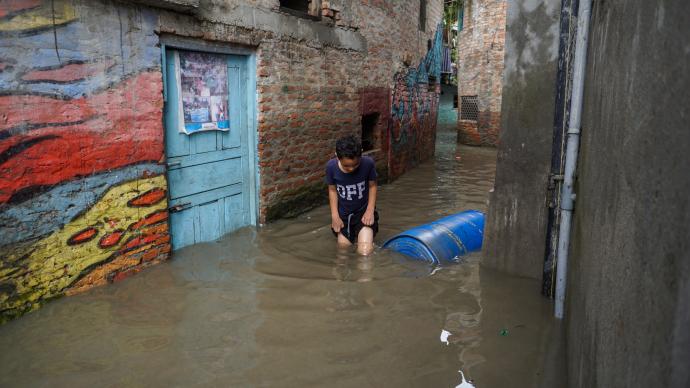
[326,135,379,255]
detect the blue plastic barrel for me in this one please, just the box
[382,210,485,264]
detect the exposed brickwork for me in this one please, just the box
[456,0,506,146]
[458,120,481,145]
[172,0,444,221]
[0,0,443,321]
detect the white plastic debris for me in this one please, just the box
[429,266,443,276]
[440,329,452,345]
[456,370,476,388]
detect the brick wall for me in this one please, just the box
[0,0,443,321]
[177,0,444,220]
[456,0,506,146]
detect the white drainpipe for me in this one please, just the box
[555,0,593,319]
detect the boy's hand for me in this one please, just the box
[362,209,375,226]
[332,215,344,233]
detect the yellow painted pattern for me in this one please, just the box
[0,1,76,32]
[2,176,167,311]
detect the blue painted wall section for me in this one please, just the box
[389,25,443,179]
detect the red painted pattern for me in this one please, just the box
[67,227,98,245]
[0,0,41,18]
[128,210,168,231]
[21,60,116,83]
[124,233,165,251]
[98,230,125,248]
[0,71,163,203]
[128,188,166,207]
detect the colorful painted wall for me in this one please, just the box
[0,0,169,323]
[388,26,443,180]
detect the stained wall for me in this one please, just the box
[566,1,690,386]
[482,0,561,279]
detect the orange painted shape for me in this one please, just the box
[124,234,165,251]
[128,210,168,231]
[128,188,166,207]
[67,227,98,245]
[98,230,125,248]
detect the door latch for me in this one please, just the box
[169,202,191,213]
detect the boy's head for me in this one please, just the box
[335,135,362,173]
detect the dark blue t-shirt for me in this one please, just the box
[325,156,377,216]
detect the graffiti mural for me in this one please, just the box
[0,0,168,322]
[389,26,443,180]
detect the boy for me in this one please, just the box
[325,135,379,255]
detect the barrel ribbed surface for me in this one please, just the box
[383,210,485,264]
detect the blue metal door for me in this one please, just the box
[164,49,254,250]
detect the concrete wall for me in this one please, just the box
[0,0,444,322]
[456,0,507,146]
[566,0,690,386]
[482,0,561,279]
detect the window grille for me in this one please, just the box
[460,95,479,121]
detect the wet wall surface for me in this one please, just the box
[483,0,561,279]
[567,1,690,386]
[0,128,559,387]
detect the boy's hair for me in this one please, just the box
[335,135,362,159]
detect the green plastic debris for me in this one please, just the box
[500,329,509,336]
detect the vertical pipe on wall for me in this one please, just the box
[542,0,579,298]
[554,0,592,319]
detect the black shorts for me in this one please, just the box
[331,208,379,244]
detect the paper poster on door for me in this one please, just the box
[176,51,230,134]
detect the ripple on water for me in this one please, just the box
[0,129,561,388]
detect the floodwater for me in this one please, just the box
[0,123,561,387]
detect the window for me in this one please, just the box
[361,113,380,152]
[419,0,426,31]
[280,0,309,12]
[460,95,479,121]
[280,0,321,19]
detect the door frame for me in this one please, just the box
[160,34,259,228]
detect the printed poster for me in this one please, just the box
[176,51,230,134]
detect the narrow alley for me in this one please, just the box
[1,1,687,387]
[0,91,558,387]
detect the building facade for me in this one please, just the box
[0,0,443,322]
[456,0,506,146]
[484,0,690,386]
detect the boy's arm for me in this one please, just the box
[328,185,344,232]
[362,181,377,226]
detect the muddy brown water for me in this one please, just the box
[0,129,560,387]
